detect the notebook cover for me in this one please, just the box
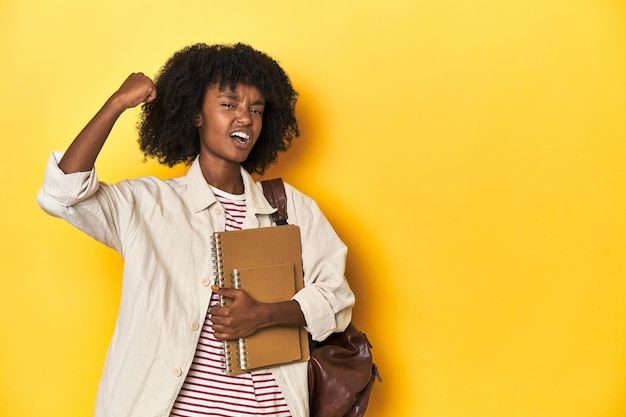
[211,225,310,375]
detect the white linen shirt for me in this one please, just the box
[37,151,355,417]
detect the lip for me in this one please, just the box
[229,128,254,147]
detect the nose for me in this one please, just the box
[236,107,251,126]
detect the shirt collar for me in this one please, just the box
[184,157,278,218]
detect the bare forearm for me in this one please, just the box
[58,72,157,174]
[59,95,127,173]
[261,300,306,328]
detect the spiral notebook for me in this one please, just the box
[210,225,310,375]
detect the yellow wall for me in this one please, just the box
[1,0,625,416]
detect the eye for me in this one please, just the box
[251,108,264,115]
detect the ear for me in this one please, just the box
[194,111,202,128]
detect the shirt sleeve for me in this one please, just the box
[36,151,125,252]
[37,151,100,209]
[286,184,355,341]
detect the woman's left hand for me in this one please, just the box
[209,287,265,340]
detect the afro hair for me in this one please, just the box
[138,43,299,175]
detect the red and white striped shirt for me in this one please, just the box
[170,187,291,417]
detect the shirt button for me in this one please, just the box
[173,367,183,377]
[201,278,211,287]
[216,207,222,215]
[191,321,200,331]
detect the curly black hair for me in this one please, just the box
[138,43,299,175]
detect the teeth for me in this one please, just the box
[230,131,250,141]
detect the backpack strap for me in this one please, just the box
[261,178,289,225]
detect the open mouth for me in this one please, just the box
[230,131,251,144]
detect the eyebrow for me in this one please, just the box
[218,91,239,99]
[218,90,265,106]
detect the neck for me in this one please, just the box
[198,156,244,195]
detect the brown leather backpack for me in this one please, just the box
[262,179,381,417]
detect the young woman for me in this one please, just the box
[37,43,354,417]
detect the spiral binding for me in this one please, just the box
[230,269,250,370]
[211,232,236,374]
[210,233,227,307]
[238,338,249,370]
[231,269,242,289]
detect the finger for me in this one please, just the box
[212,286,239,300]
[212,329,228,341]
[212,322,236,340]
[144,88,157,103]
[209,305,228,320]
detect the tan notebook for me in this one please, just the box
[210,225,310,375]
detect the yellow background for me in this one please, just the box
[1,0,625,416]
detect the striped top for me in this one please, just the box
[170,187,292,417]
